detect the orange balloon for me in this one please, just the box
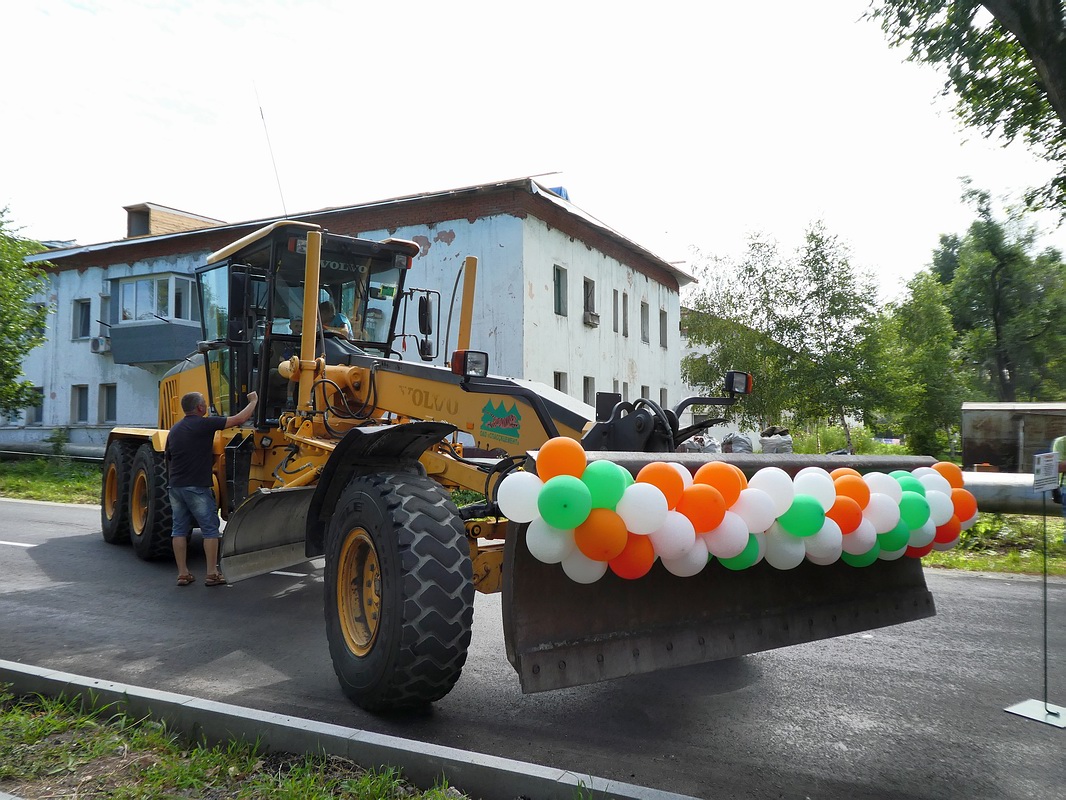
[536,436,587,481]
[609,532,656,579]
[950,488,978,523]
[731,464,749,490]
[830,467,862,480]
[574,508,629,561]
[834,474,871,509]
[934,515,961,544]
[636,461,685,509]
[826,495,863,534]
[693,461,743,506]
[676,483,727,533]
[932,461,965,489]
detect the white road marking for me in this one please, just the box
[270,570,308,577]
[0,540,36,548]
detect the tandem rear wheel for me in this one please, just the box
[324,470,474,713]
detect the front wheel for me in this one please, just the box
[129,444,173,561]
[324,470,474,712]
[101,440,135,544]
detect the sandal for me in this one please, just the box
[205,573,227,587]
[176,574,195,586]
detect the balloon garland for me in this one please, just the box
[496,437,977,584]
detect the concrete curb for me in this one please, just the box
[0,659,695,800]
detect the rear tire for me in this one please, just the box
[324,470,474,712]
[101,440,135,544]
[129,444,173,561]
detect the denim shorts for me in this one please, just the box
[169,486,221,539]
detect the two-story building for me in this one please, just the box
[7,178,693,453]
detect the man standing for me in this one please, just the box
[165,390,258,587]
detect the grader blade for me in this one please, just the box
[220,486,316,582]
[503,534,935,693]
[502,451,939,694]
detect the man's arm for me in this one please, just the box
[224,391,258,428]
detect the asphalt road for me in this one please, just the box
[1,497,1064,799]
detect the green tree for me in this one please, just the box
[0,209,49,416]
[936,188,1066,400]
[683,223,885,447]
[869,1,1066,210]
[888,271,965,454]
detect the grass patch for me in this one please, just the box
[0,458,101,505]
[923,512,1066,576]
[0,689,467,800]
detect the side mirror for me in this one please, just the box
[418,295,434,335]
[419,338,434,360]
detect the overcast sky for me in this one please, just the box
[3,0,1063,303]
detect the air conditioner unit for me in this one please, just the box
[90,336,111,354]
[582,311,600,327]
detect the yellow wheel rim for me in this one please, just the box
[131,470,148,535]
[337,528,380,657]
[104,464,119,521]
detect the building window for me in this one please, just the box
[583,376,595,405]
[659,309,668,348]
[641,384,650,399]
[553,371,568,394]
[99,384,117,424]
[622,292,629,337]
[72,385,89,424]
[612,290,619,332]
[26,387,44,426]
[99,296,111,336]
[640,302,650,343]
[660,388,668,408]
[622,381,629,402]
[73,299,92,339]
[119,275,200,324]
[553,266,568,316]
[583,278,595,313]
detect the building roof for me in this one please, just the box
[963,402,1066,412]
[26,177,694,286]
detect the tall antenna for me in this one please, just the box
[254,82,287,217]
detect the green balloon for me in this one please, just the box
[718,534,760,570]
[777,494,825,538]
[621,468,635,488]
[889,470,912,479]
[878,519,911,552]
[841,541,881,567]
[898,490,931,529]
[582,460,628,509]
[895,475,926,496]
[537,475,592,529]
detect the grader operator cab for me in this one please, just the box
[101,221,939,712]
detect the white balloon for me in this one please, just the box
[806,550,840,566]
[918,472,953,495]
[793,472,837,512]
[863,492,901,534]
[911,467,938,479]
[649,511,697,560]
[731,487,778,533]
[748,467,795,516]
[961,512,979,531]
[925,490,955,527]
[616,483,669,534]
[764,523,806,570]
[701,511,749,558]
[842,518,877,555]
[933,534,960,551]
[795,466,833,480]
[525,518,576,564]
[496,471,544,523]
[804,518,843,560]
[909,518,937,548]
[864,472,902,503]
[752,531,767,564]
[661,537,709,577]
[878,544,908,561]
[669,461,694,488]
[560,548,609,584]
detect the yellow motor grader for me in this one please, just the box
[101,221,938,711]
